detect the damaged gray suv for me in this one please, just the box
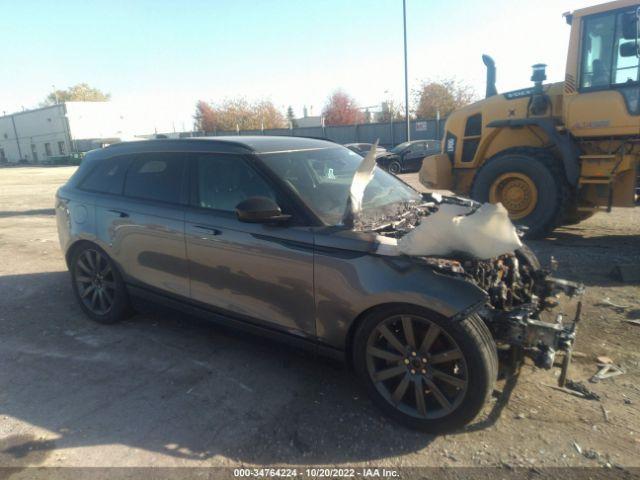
[56,137,583,432]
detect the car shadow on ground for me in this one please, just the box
[0,208,55,218]
[0,271,519,466]
[528,231,640,286]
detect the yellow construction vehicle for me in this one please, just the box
[420,0,639,238]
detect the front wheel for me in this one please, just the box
[387,161,402,175]
[353,306,497,432]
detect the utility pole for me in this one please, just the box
[403,0,410,142]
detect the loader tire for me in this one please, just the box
[561,198,596,226]
[470,147,569,239]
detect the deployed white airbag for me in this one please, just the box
[377,202,523,260]
[348,140,378,214]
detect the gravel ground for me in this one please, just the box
[0,166,639,473]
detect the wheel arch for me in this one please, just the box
[65,239,126,279]
[65,239,97,269]
[486,118,581,186]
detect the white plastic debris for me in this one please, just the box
[377,202,522,260]
[348,140,379,214]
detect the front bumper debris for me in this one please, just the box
[490,277,584,386]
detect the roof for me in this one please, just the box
[571,0,637,18]
[103,135,337,155]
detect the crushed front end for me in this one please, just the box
[364,194,585,386]
[426,253,584,385]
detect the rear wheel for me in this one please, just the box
[471,148,569,239]
[353,306,497,432]
[70,243,132,324]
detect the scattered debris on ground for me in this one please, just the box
[590,363,625,383]
[565,380,602,400]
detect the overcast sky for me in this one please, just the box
[0,0,603,132]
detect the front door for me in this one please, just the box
[404,142,428,171]
[185,153,316,338]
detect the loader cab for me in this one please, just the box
[564,1,640,137]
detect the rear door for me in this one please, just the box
[96,152,189,297]
[185,153,316,338]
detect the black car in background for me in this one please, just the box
[344,143,388,158]
[376,140,440,174]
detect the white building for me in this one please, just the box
[0,102,157,163]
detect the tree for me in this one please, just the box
[413,79,476,119]
[286,106,297,128]
[193,100,217,132]
[322,90,365,126]
[192,98,286,132]
[376,100,405,123]
[43,83,110,105]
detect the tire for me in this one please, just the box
[388,161,402,175]
[353,305,497,433]
[69,243,132,324]
[470,147,569,239]
[516,243,541,270]
[561,202,596,226]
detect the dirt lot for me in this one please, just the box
[0,166,639,472]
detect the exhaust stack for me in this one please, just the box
[482,54,497,98]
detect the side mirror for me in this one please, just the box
[620,41,638,57]
[235,197,291,224]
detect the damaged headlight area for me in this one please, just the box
[425,251,584,379]
[366,193,584,381]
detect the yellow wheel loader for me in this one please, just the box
[420,0,639,238]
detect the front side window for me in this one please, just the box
[124,154,186,204]
[44,143,52,156]
[195,154,278,212]
[259,147,421,225]
[581,9,640,88]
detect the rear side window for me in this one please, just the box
[80,156,131,194]
[124,153,186,204]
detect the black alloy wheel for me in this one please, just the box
[365,314,468,420]
[74,248,116,315]
[354,306,497,432]
[70,243,132,324]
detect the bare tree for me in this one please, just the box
[376,100,406,122]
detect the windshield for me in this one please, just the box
[390,141,411,153]
[259,147,421,225]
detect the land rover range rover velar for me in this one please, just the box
[56,136,583,432]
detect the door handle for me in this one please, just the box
[107,209,129,218]
[193,225,221,236]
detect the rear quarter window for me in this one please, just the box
[123,153,186,204]
[79,156,131,195]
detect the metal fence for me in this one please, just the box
[188,118,445,149]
